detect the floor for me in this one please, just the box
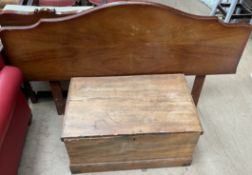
[18,0,252,175]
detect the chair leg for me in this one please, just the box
[191,75,206,106]
[49,81,65,115]
[23,81,38,103]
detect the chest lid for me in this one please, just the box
[62,74,202,139]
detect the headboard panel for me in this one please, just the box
[1,2,251,81]
[0,9,71,26]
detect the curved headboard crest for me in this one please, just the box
[1,1,251,80]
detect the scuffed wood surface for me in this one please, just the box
[1,2,251,80]
[64,133,200,164]
[65,133,200,173]
[62,74,202,173]
[69,156,192,173]
[62,74,202,138]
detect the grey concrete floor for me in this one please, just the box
[18,1,252,175]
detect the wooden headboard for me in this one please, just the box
[0,9,76,26]
[1,2,251,81]
[1,1,251,114]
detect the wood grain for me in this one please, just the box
[70,157,192,173]
[16,1,252,174]
[66,133,199,173]
[191,75,206,105]
[62,74,202,173]
[62,74,202,138]
[1,2,251,81]
[0,9,77,114]
[64,133,200,164]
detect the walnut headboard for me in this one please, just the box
[0,1,251,81]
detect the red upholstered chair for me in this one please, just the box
[0,55,31,175]
[39,0,76,6]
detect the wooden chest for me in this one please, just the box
[61,74,203,173]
